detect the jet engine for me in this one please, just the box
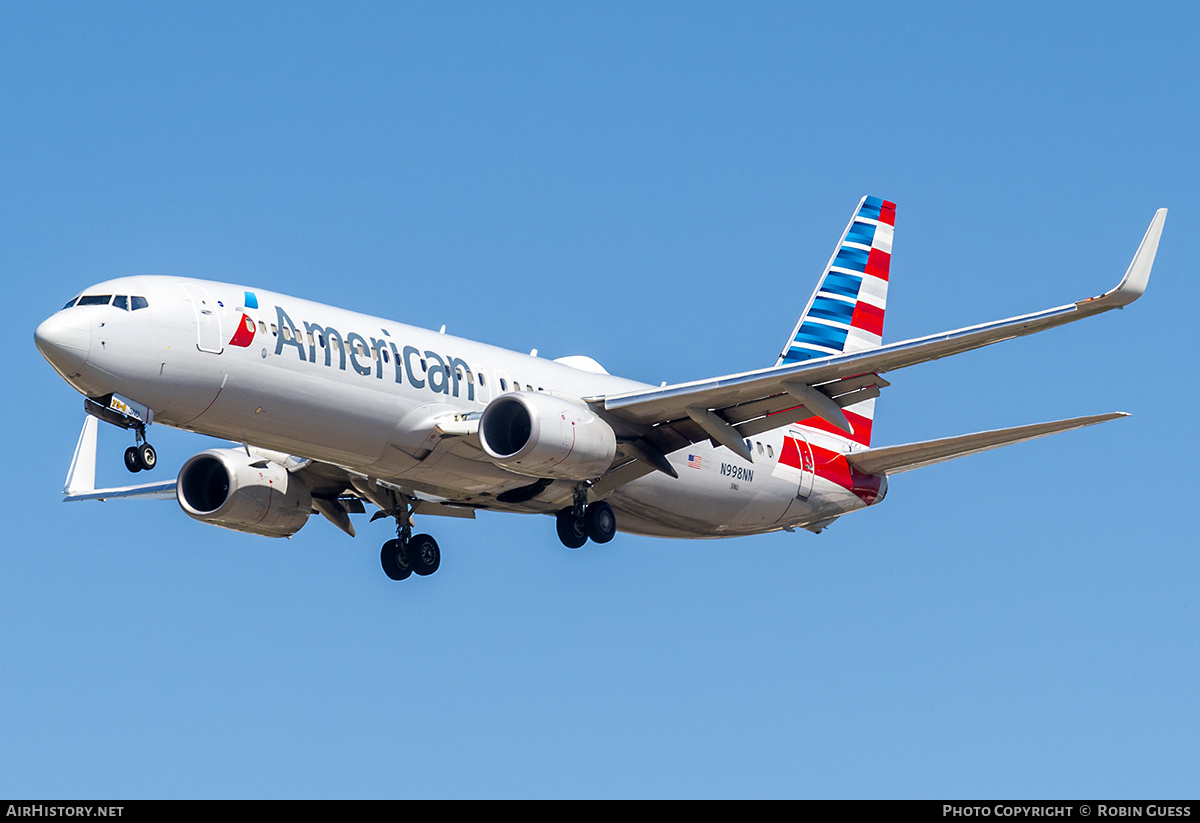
[176,448,313,538]
[479,392,617,481]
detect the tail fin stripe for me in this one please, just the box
[845,221,877,247]
[807,296,857,324]
[792,321,850,350]
[782,345,834,364]
[850,301,885,336]
[833,246,871,272]
[870,223,894,252]
[864,249,891,280]
[857,275,887,307]
[819,272,863,299]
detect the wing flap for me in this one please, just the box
[844,412,1128,476]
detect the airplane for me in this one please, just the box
[33,197,1166,581]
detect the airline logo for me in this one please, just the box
[228,291,260,348]
[270,305,480,402]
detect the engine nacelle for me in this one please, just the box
[176,448,313,538]
[479,392,617,481]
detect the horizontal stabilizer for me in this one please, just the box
[845,412,1128,476]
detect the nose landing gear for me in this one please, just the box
[83,395,157,473]
[123,438,157,473]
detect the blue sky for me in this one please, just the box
[2,2,1197,799]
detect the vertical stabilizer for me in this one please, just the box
[776,196,895,448]
[777,195,894,366]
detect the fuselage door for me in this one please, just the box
[180,284,224,354]
[787,428,815,499]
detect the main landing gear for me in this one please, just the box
[555,486,617,549]
[376,493,441,581]
[380,533,440,581]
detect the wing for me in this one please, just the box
[589,209,1165,492]
[60,414,477,536]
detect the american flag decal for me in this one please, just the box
[687,454,702,469]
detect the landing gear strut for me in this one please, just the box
[556,484,617,548]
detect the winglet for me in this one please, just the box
[63,413,177,502]
[64,415,99,495]
[1084,208,1166,309]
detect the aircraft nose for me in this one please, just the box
[34,310,91,377]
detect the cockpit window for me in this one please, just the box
[62,293,147,310]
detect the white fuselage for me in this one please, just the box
[37,275,884,539]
